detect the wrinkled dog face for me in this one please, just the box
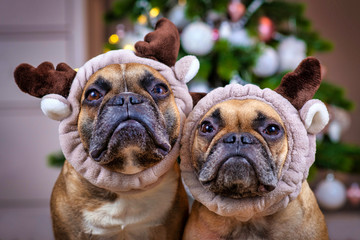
[192,99,288,198]
[78,63,180,174]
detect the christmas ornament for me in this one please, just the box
[207,10,222,24]
[219,21,253,46]
[212,28,220,41]
[181,21,215,56]
[219,21,232,39]
[315,173,347,210]
[258,16,274,42]
[227,0,246,22]
[278,36,307,72]
[347,183,360,206]
[326,105,351,142]
[188,80,211,93]
[228,29,254,47]
[116,24,125,38]
[239,0,266,27]
[168,5,189,28]
[229,74,250,85]
[252,46,279,77]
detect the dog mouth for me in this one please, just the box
[198,153,277,198]
[90,119,170,161]
[89,110,171,164]
[198,154,249,183]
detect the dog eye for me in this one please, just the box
[86,89,102,101]
[263,124,280,136]
[200,121,215,134]
[151,84,168,95]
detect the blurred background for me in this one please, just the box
[0,0,359,239]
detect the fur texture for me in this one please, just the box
[51,161,188,240]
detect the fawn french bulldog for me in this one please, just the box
[14,18,200,240]
[181,58,329,239]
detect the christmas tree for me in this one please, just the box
[102,0,360,176]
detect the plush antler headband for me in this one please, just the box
[14,18,200,193]
[181,58,329,220]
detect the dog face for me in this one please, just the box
[191,99,288,198]
[78,63,180,174]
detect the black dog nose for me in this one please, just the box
[223,133,256,144]
[110,93,144,106]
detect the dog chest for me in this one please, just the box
[81,168,179,239]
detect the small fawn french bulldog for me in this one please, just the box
[181,58,329,240]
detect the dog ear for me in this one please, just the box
[135,18,180,67]
[14,61,76,98]
[174,56,200,83]
[275,57,321,110]
[190,92,207,107]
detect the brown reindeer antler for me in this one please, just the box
[14,62,76,98]
[135,18,180,67]
[275,57,321,110]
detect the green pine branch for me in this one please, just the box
[47,151,65,167]
[315,137,360,174]
[314,82,354,111]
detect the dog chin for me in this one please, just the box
[199,157,258,198]
[199,156,275,199]
[90,120,170,167]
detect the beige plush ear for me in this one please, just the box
[174,55,200,83]
[41,94,72,121]
[300,99,329,134]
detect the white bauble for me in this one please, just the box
[181,22,214,56]
[228,29,254,47]
[230,74,249,85]
[219,21,232,39]
[252,47,279,77]
[315,173,347,210]
[168,5,189,28]
[278,36,307,72]
[328,121,342,142]
[188,80,211,93]
[219,21,253,47]
[327,105,351,142]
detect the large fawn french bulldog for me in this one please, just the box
[14,18,200,240]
